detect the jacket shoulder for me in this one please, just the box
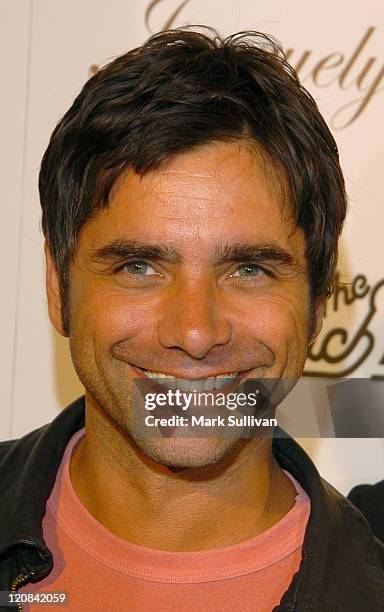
[0,423,50,463]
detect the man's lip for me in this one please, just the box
[130,365,255,403]
[130,365,252,381]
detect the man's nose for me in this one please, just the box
[157,278,232,359]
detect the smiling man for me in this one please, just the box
[1,28,384,612]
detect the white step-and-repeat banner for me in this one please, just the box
[2,0,383,494]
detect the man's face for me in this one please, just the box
[47,141,322,468]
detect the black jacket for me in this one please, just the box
[1,397,384,611]
[348,480,384,544]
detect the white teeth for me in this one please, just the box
[203,377,215,391]
[176,378,196,392]
[141,370,238,391]
[189,379,206,392]
[214,375,237,390]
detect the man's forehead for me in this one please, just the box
[74,141,300,265]
[108,141,293,222]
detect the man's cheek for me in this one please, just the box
[91,300,158,344]
[249,294,305,330]
[246,297,309,357]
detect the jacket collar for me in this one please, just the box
[1,396,384,609]
[0,397,85,580]
[272,435,384,609]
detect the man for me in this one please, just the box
[1,28,383,611]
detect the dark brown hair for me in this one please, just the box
[39,28,347,333]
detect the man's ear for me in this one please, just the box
[45,242,67,337]
[309,296,326,345]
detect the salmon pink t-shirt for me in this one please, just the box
[21,429,310,611]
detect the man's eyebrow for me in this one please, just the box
[214,243,297,267]
[88,239,182,264]
[88,239,298,269]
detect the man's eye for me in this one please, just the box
[120,261,157,276]
[230,264,265,278]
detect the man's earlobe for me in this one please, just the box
[44,243,67,337]
[309,296,326,345]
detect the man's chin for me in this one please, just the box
[132,436,244,471]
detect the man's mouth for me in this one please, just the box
[139,369,239,392]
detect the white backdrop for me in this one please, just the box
[2,0,384,495]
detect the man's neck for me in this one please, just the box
[70,401,296,552]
